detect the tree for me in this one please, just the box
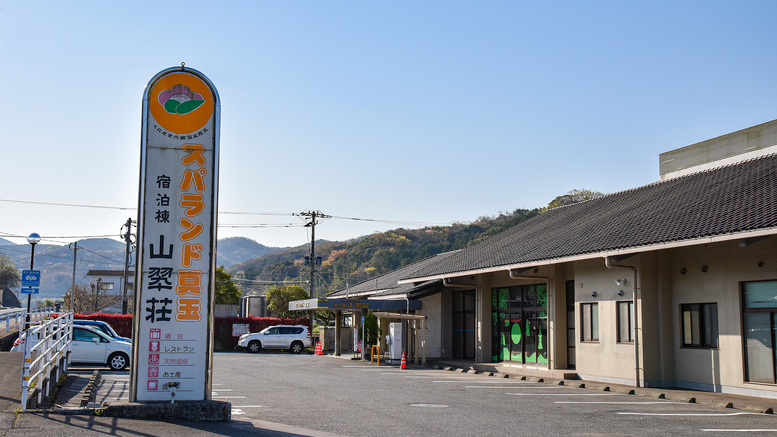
[36,298,62,308]
[0,254,20,288]
[362,311,380,346]
[215,265,241,304]
[314,310,336,327]
[266,284,309,319]
[63,283,120,313]
[544,188,606,211]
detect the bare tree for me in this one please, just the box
[63,283,121,313]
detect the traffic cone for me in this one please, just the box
[315,342,323,355]
[400,352,407,369]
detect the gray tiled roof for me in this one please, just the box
[328,251,459,298]
[402,154,777,281]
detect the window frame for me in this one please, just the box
[617,300,635,343]
[680,302,718,348]
[580,302,599,342]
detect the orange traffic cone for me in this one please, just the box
[400,352,407,369]
[315,342,323,355]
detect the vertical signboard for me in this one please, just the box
[130,65,220,402]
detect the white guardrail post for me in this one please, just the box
[20,311,73,411]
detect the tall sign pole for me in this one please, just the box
[130,64,220,402]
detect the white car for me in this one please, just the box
[70,325,132,371]
[238,325,311,354]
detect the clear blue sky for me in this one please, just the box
[1,1,775,249]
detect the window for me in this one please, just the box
[742,280,777,383]
[681,303,718,348]
[74,328,107,343]
[581,303,599,342]
[617,301,634,343]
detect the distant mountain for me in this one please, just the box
[0,236,283,303]
[227,208,540,298]
[216,237,284,268]
[0,238,126,302]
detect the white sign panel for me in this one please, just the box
[131,66,220,402]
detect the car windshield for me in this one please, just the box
[76,321,120,339]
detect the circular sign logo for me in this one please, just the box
[149,72,214,134]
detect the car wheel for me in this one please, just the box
[247,340,262,353]
[289,341,303,354]
[108,352,129,371]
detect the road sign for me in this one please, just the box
[20,288,39,294]
[21,270,40,288]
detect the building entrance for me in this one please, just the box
[452,289,475,359]
[491,284,548,367]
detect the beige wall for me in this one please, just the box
[417,292,444,357]
[574,258,640,384]
[669,237,777,395]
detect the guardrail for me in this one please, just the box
[20,312,73,410]
[1,307,56,332]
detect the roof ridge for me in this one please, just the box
[547,152,777,213]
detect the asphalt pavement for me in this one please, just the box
[2,350,777,436]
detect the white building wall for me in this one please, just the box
[418,292,444,358]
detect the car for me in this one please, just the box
[238,325,311,354]
[70,325,132,371]
[73,319,131,343]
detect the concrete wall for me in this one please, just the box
[574,258,641,384]
[659,118,777,179]
[418,292,444,358]
[668,236,777,396]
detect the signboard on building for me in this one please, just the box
[130,65,220,402]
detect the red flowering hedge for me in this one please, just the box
[67,313,309,352]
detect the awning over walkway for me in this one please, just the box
[288,298,422,312]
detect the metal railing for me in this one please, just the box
[20,312,73,410]
[1,307,56,332]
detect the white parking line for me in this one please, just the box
[507,393,619,396]
[433,380,537,383]
[619,412,763,416]
[702,429,777,432]
[469,385,569,389]
[555,401,680,404]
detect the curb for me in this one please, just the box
[80,370,101,407]
[425,362,774,414]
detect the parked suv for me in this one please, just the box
[238,325,311,354]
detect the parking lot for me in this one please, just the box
[67,352,777,436]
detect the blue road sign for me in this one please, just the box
[20,288,39,294]
[21,270,41,288]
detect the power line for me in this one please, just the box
[0,198,449,227]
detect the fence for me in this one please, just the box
[1,307,56,332]
[20,312,73,410]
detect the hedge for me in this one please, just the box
[67,313,310,351]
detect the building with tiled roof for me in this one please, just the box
[298,118,777,398]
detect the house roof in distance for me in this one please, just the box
[86,269,133,278]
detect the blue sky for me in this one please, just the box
[1,1,775,249]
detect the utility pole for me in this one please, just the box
[121,218,134,314]
[299,210,329,299]
[68,241,78,313]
